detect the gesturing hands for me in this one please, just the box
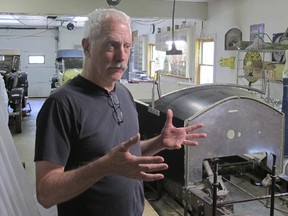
[106,109,207,182]
[106,133,168,181]
[160,109,207,150]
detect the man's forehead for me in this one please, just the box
[96,34,132,45]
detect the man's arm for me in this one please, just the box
[36,134,168,208]
[36,156,110,208]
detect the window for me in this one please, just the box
[196,38,214,84]
[149,44,166,78]
[28,55,45,64]
[200,40,214,84]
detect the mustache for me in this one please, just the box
[106,63,127,70]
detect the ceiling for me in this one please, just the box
[0,0,210,29]
[0,14,88,29]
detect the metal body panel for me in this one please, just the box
[184,96,284,185]
[138,84,284,186]
[154,84,259,121]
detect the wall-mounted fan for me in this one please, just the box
[243,51,263,84]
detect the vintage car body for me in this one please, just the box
[50,49,83,91]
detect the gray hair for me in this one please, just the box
[83,8,131,41]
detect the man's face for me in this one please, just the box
[88,19,132,84]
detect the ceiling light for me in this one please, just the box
[55,16,74,22]
[166,0,182,55]
[0,15,19,24]
[0,19,19,24]
[166,43,183,55]
[0,15,15,19]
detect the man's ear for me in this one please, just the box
[82,38,90,56]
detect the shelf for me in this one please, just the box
[236,49,285,93]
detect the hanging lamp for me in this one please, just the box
[166,0,182,55]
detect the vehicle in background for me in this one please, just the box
[51,49,83,92]
[129,74,154,83]
[0,48,31,133]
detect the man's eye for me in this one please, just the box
[107,43,115,50]
[125,44,132,49]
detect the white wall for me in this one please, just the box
[0,27,85,97]
[58,27,83,50]
[131,0,288,101]
[0,29,58,97]
[129,0,287,101]
[205,0,288,101]
[1,0,288,100]
[131,19,196,44]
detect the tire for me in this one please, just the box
[14,102,22,133]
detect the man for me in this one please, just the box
[34,8,207,216]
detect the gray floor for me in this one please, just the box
[10,98,57,216]
[10,98,288,216]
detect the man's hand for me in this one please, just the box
[160,109,207,150]
[105,133,168,181]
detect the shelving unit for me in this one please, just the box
[133,35,148,72]
[236,38,288,95]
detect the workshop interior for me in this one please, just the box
[1,0,288,215]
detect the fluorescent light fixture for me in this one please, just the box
[56,16,74,21]
[0,15,19,24]
[0,19,19,24]
[0,15,14,19]
[73,16,88,22]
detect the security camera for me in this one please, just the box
[67,22,75,31]
[107,0,121,6]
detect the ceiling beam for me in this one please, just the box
[1,0,207,20]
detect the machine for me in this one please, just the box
[136,84,288,216]
[0,48,31,133]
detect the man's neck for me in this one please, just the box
[80,71,116,92]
